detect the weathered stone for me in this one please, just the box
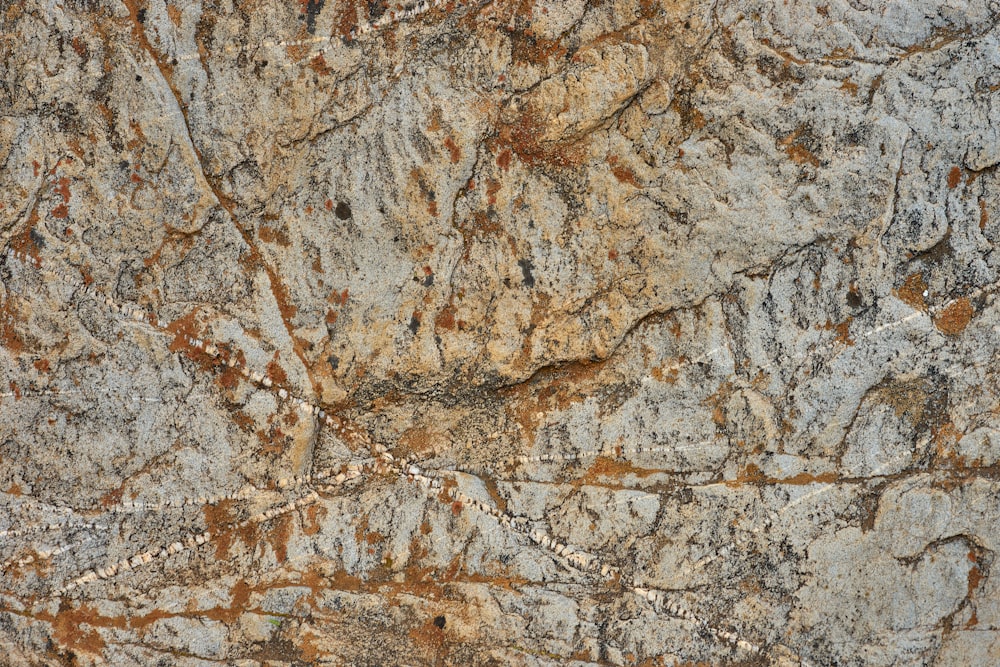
[2,0,999,664]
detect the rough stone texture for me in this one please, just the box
[2,0,1000,665]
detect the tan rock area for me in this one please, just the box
[2,0,1000,664]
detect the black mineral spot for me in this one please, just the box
[137,8,146,22]
[328,354,339,370]
[170,58,178,66]
[517,258,535,288]
[409,314,420,334]
[846,290,863,308]
[303,0,325,34]
[29,229,46,249]
[433,615,446,629]
[423,272,434,287]
[135,75,142,82]
[335,201,352,220]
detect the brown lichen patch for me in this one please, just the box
[932,421,965,465]
[870,378,937,428]
[49,602,110,655]
[200,579,253,626]
[726,464,837,487]
[258,224,292,247]
[9,206,43,265]
[302,503,326,536]
[947,165,962,189]
[839,78,859,96]
[496,148,512,171]
[780,130,821,167]
[166,4,182,26]
[895,272,928,311]
[819,317,854,345]
[398,425,440,459]
[607,155,641,187]
[0,300,26,354]
[203,499,238,559]
[308,54,332,76]
[407,616,449,664]
[650,359,683,384]
[934,297,973,336]
[267,358,289,387]
[444,136,461,164]
[502,353,609,443]
[263,514,293,563]
[490,107,587,170]
[507,24,569,68]
[165,310,204,354]
[434,302,457,331]
[98,481,126,509]
[578,456,660,486]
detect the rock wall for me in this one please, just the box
[2,0,999,664]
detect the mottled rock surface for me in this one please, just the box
[2,0,1000,665]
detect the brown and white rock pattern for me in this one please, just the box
[2,0,1000,664]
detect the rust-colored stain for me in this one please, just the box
[934,297,973,336]
[308,54,332,75]
[980,199,989,230]
[485,178,501,206]
[727,464,838,487]
[407,616,449,663]
[489,98,586,169]
[98,482,125,509]
[839,78,858,96]
[434,302,456,331]
[650,362,681,384]
[444,136,461,163]
[258,224,291,247]
[54,176,71,202]
[265,513,293,563]
[49,602,111,655]
[398,425,439,459]
[947,165,962,189]
[266,359,289,387]
[302,503,326,536]
[496,148,512,171]
[785,142,820,167]
[820,317,854,346]
[579,456,660,485]
[895,272,928,311]
[1,300,26,354]
[166,4,182,27]
[203,499,238,559]
[607,155,640,186]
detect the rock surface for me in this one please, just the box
[2,0,1000,665]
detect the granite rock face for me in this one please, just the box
[2,0,1000,665]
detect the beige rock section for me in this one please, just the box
[2,0,1000,665]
